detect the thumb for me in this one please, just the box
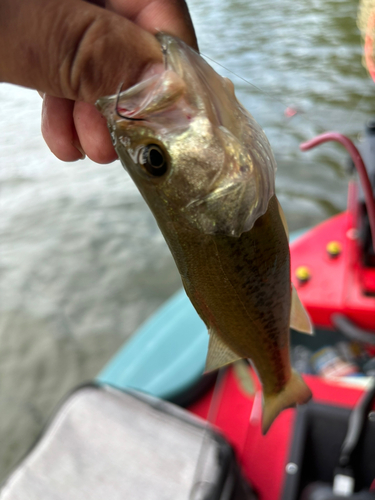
[0,0,163,103]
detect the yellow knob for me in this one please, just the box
[295,266,311,282]
[326,241,342,257]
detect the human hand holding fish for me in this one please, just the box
[0,0,196,163]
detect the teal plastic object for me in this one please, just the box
[97,289,208,400]
[97,229,306,399]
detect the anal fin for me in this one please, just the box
[205,330,241,372]
[290,284,314,334]
[233,360,255,396]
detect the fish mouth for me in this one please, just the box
[96,33,226,127]
[96,73,184,122]
[96,37,189,124]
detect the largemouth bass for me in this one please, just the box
[97,34,313,434]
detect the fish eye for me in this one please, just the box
[139,144,168,177]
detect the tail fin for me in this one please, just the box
[262,370,312,434]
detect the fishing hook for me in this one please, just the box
[115,82,144,122]
[161,43,168,70]
[115,39,168,122]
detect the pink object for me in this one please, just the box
[284,106,298,118]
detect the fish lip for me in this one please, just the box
[96,33,223,125]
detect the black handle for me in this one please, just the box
[331,314,375,346]
[339,378,375,468]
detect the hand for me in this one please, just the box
[0,0,197,163]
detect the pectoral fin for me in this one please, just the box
[276,198,312,334]
[290,284,314,334]
[205,331,241,372]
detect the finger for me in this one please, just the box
[106,0,198,50]
[73,101,118,163]
[42,95,117,163]
[0,0,163,102]
[41,95,84,162]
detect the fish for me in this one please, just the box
[96,33,313,434]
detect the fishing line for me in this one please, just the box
[200,53,292,108]
[200,52,370,137]
[200,52,327,133]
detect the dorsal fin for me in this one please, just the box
[205,330,241,372]
[276,197,289,239]
[276,197,313,334]
[290,284,314,334]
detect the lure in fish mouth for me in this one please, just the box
[97,33,313,434]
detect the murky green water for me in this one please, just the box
[0,0,374,483]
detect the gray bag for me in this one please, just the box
[0,383,256,500]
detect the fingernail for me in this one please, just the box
[72,140,86,160]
